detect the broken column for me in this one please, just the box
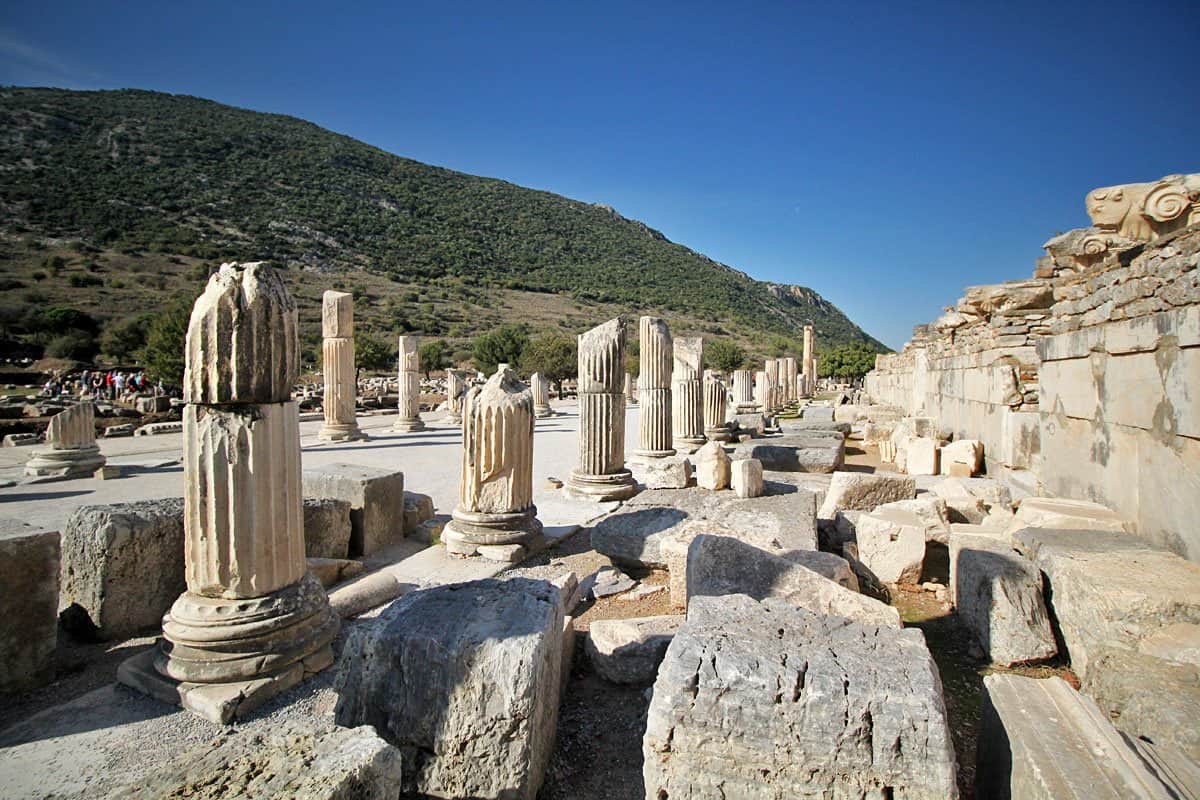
[531,372,554,418]
[802,325,815,396]
[634,316,674,460]
[118,262,339,724]
[318,290,365,442]
[444,369,466,426]
[625,372,637,404]
[442,365,543,559]
[566,318,637,501]
[754,368,773,414]
[23,401,106,478]
[731,368,756,413]
[764,359,780,412]
[671,336,706,454]
[703,370,732,442]
[392,335,425,432]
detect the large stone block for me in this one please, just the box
[686,534,897,627]
[1014,528,1200,677]
[335,578,562,800]
[1008,496,1130,535]
[951,533,1056,666]
[303,497,352,560]
[108,724,403,799]
[644,594,955,798]
[630,454,692,489]
[592,486,818,568]
[817,471,916,519]
[0,519,59,692]
[878,496,951,542]
[402,491,435,535]
[855,507,926,584]
[585,614,683,685]
[976,674,1187,799]
[693,441,730,490]
[732,434,844,473]
[303,464,405,557]
[905,436,941,475]
[60,498,186,640]
[941,439,983,476]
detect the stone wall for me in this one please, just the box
[867,226,1199,560]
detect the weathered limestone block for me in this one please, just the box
[23,402,106,478]
[672,336,706,453]
[941,439,983,476]
[184,262,298,404]
[905,436,940,475]
[801,405,835,422]
[645,594,955,798]
[952,533,1056,665]
[303,464,405,557]
[730,457,763,498]
[976,674,1186,800]
[586,614,683,685]
[878,496,951,542]
[443,365,542,558]
[635,316,674,459]
[335,578,562,800]
[1014,528,1200,677]
[1083,646,1200,760]
[0,519,59,692]
[779,418,852,435]
[1008,496,1130,535]
[303,497,352,560]
[732,434,844,473]
[817,470,916,519]
[402,491,434,536]
[693,440,730,490]
[731,411,765,436]
[60,498,185,639]
[855,507,927,584]
[631,453,692,489]
[566,318,636,501]
[593,486,818,567]
[686,534,895,626]
[307,556,365,588]
[392,335,425,432]
[108,724,403,800]
[1139,622,1200,666]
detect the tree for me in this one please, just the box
[418,338,450,379]
[471,324,528,375]
[100,314,154,363]
[705,339,746,374]
[140,299,192,385]
[625,339,639,377]
[520,333,576,393]
[355,331,392,382]
[819,343,879,382]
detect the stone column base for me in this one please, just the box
[23,445,106,478]
[563,469,638,501]
[533,406,556,419]
[704,426,734,443]
[318,422,367,442]
[117,572,339,724]
[391,416,426,432]
[672,436,707,455]
[442,506,544,558]
[632,447,676,460]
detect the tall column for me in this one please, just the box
[531,372,554,418]
[703,370,732,442]
[671,336,705,454]
[566,318,637,501]
[318,291,365,442]
[444,369,467,426]
[764,359,780,412]
[392,335,425,432]
[803,325,815,397]
[755,369,773,414]
[635,317,674,459]
[788,356,800,403]
[119,262,338,724]
[442,365,542,560]
[624,372,637,405]
[732,368,756,413]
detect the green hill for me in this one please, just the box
[0,86,886,368]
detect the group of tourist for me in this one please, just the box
[40,369,165,402]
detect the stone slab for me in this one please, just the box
[0,518,60,692]
[732,434,844,473]
[817,471,916,519]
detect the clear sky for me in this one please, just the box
[2,1,1197,348]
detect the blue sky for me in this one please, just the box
[2,1,1197,349]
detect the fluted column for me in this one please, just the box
[392,335,425,432]
[764,359,780,412]
[635,317,674,459]
[318,291,364,442]
[785,356,799,403]
[803,325,815,397]
[703,370,732,442]
[444,369,466,426]
[624,372,637,404]
[755,369,773,413]
[732,368,756,413]
[119,262,338,724]
[531,372,554,418]
[671,336,705,453]
[24,401,106,477]
[566,318,637,501]
[442,365,542,559]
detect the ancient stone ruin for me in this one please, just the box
[391,334,425,432]
[23,401,106,478]
[565,318,637,501]
[318,290,366,442]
